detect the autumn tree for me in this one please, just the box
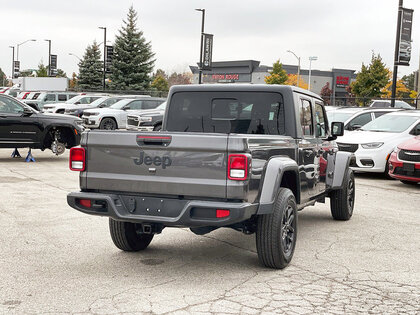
[151,75,169,92]
[351,53,389,104]
[320,82,333,105]
[69,72,78,89]
[168,72,192,87]
[265,60,288,85]
[152,69,168,81]
[381,78,411,99]
[0,68,9,86]
[286,74,308,89]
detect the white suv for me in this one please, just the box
[43,95,103,113]
[83,97,165,130]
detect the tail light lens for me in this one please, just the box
[228,154,248,180]
[69,147,86,171]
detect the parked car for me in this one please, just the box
[126,101,167,131]
[0,94,83,154]
[24,91,79,110]
[336,111,420,175]
[64,96,131,118]
[67,84,355,269]
[370,100,414,109]
[326,107,403,132]
[388,136,420,185]
[83,97,165,130]
[42,95,102,114]
[16,91,31,100]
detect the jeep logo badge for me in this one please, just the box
[134,151,172,169]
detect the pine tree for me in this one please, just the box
[110,6,155,90]
[36,62,48,77]
[78,41,103,90]
[351,53,389,104]
[265,60,288,85]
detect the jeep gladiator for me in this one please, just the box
[67,84,355,269]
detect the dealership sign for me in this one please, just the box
[105,45,113,73]
[336,76,349,88]
[49,54,57,76]
[398,8,413,66]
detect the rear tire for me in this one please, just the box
[330,168,355,220]
[256,188,297,269]
[109,219,154,251]
[100,118,117,130]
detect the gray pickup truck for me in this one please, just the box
[67,85,355,269]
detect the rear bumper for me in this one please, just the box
[67,192,258,227]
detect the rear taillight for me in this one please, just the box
[69,147,86,171]
[228,154,248,180]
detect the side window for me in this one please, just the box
[314,102,326,137]
[45,94,56,101]
[0,96,24,114]
[32,93,41,100]
[142,100,160,110]
[79,97,91,104]
[411,123,420,136]
[58,94,67,101]
[128,100,143,110]
[374,112,386,119]
[300,99,313,136]
[348,113,372,129]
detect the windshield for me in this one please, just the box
[109,99,132,109]
[65,95,85,104]
[88,97,108,107]
[156,102,167,110]
[326,111,354,123]
[360,115,418,133]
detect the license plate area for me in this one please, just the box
[119,195,187,217]
[403,163,415,172]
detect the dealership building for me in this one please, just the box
[190,60,356,105]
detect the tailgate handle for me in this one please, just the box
[136,135,172,146]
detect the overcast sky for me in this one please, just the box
[1,0,419,79]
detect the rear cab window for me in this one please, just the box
[166,92,285,135]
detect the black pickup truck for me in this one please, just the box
[0,94,83,154]
[67,85,355,269]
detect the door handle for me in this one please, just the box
[0,114,8,118]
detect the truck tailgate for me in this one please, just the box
[85,131,228,199]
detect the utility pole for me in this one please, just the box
[45,39,51,76]
[99,27,107,90]
[195,9,205,84]
[391,0,404,107]
[9,46,14,79]
[308,56,318,91]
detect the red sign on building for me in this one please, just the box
[336,76,349,87]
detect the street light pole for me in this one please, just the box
[16,39,36,61]
[99,27,107,90]
[308,56,318,91]
[287,50,300,87]
[391,0,404,108]
[44,39,51,76]
[9,46,15,79]
[195,9,205,84]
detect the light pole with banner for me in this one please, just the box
[9,46,14,79]
[195,8,205,84]
[99,27,107,90]
[44,39,51,76]
[308,56,318,91]
[391,0,414,107]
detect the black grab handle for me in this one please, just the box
[136,135,172,146]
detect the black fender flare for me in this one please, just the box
[257,156,299,214]
[326,151,355,190]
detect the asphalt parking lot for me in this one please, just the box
[0,149,419,314]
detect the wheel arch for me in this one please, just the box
[101,116,119,129]
[42,124,77,149]
[257,156,300,215]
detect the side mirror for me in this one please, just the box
[331,122,344,137]
[22,107,33,116]
[349,124,362,131]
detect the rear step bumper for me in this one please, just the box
[67,192,258,227]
